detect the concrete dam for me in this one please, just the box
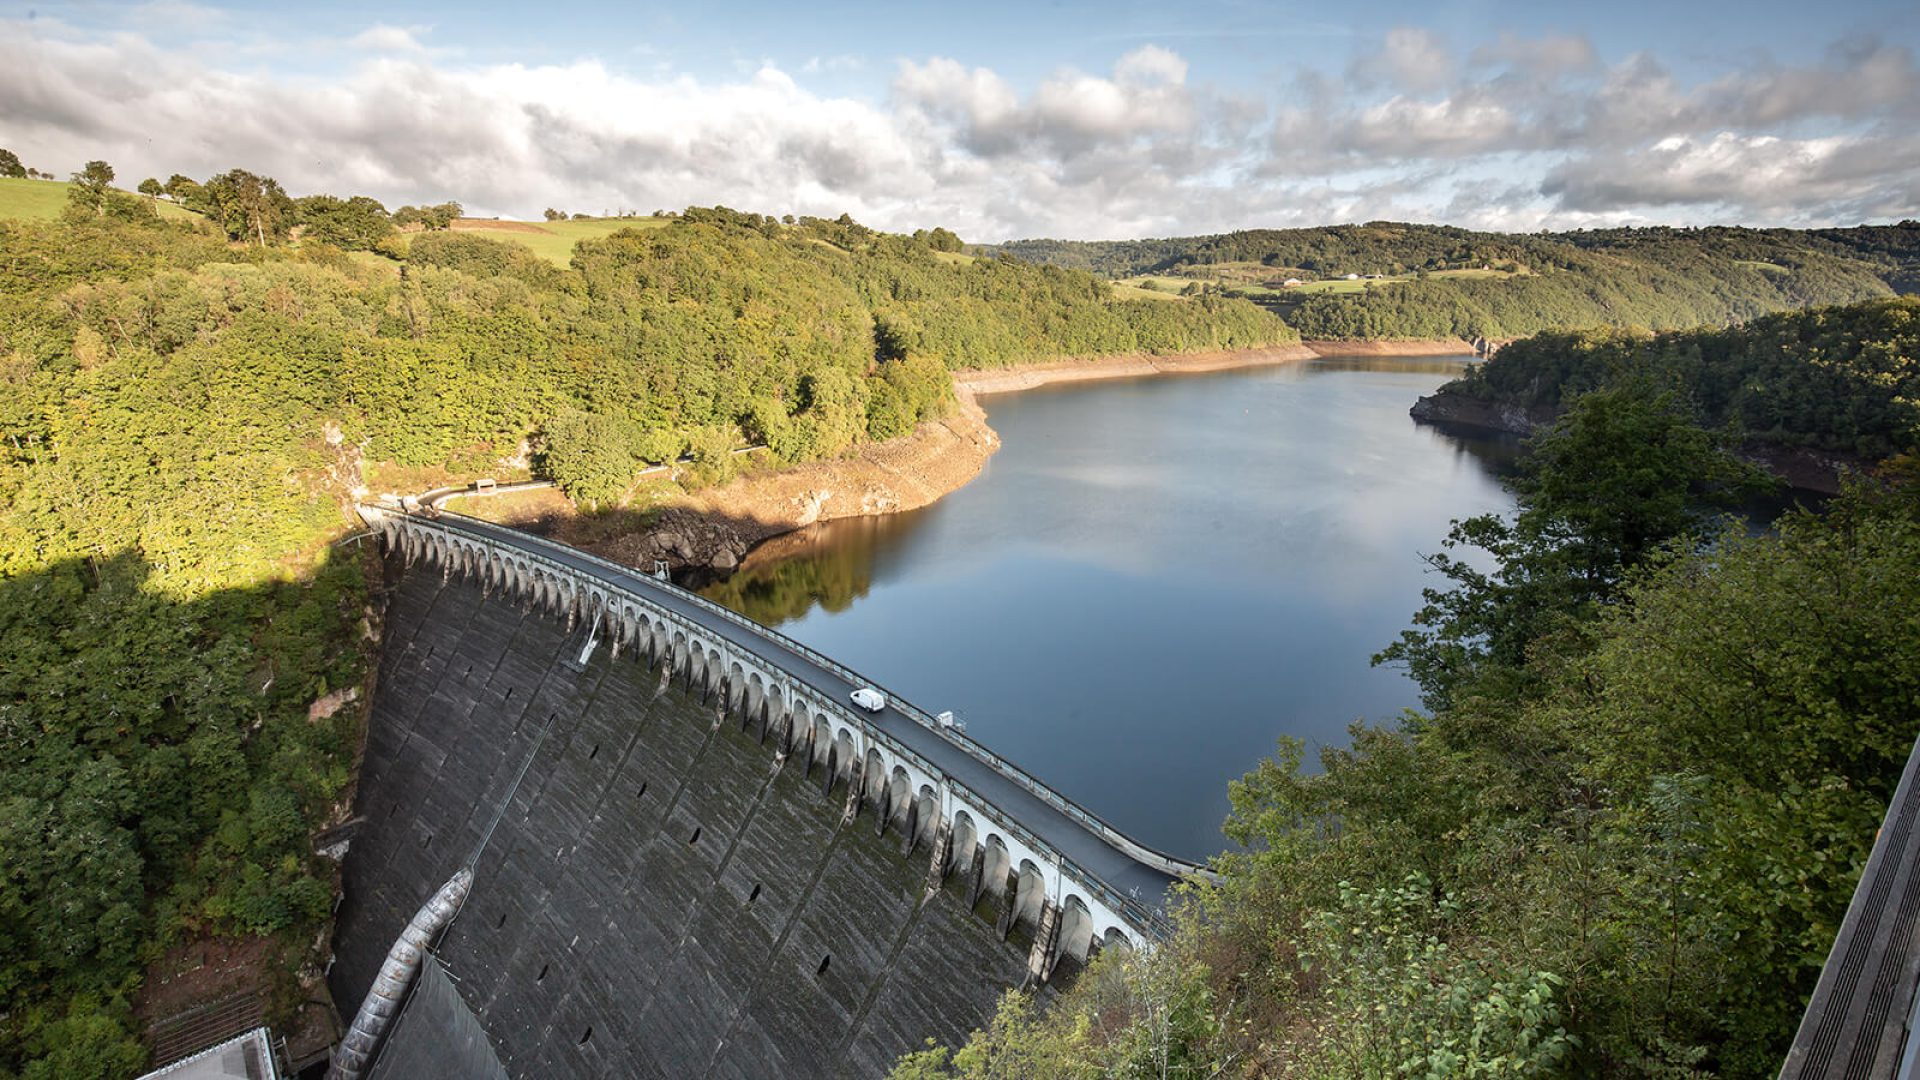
[327,507,1207,1078]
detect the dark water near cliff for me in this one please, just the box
[704,357,1521,859]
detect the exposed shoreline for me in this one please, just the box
[1303,337,1490,357]
[955,343,1319,394]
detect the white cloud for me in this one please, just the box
[349,24,431,55]
[1469,32,1599,80]
[1541,131,1920,222]
[1352,27,1453,93]
[0,19,1914,239]
[800,54,864,75]
[1114,44,1188,86]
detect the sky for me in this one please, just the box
[2,0,1917,240]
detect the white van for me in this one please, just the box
[850,687,887,712]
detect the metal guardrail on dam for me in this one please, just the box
[358,503,1214,943]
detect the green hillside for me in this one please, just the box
[990,221,1909,341]
[1424,296,1920,458]
[0,176,201,223]
[447,215,671,265]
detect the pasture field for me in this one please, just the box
[1109,280,1187,302]
[0,176,201,222]
[451,215,670,265]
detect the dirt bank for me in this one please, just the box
[575,388,1000,573]
[956,344,1319,394]
[1303,338,1493,357]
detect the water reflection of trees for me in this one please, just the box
[1421,421,1525,479]
[1306,356,1481,377]
[700,518,903,625]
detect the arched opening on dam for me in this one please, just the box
[1008,860,1047,939]
[884,766,912,835]
[949,811,978,882]
[911,785,939,853]
[976,835,1013,911]
[1052,896,1097,981]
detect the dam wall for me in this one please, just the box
[329,554,1084,1076]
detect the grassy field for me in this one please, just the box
[1109,280,1187,302]
[0,176,202,222]
[451,215,670,265]
[1286,277,1386,294]
[345,250,403,276]
[1121,264,1524,301]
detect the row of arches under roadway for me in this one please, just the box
[372,511,1143,971]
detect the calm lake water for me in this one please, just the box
[703,357,1521,859]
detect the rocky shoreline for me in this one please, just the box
[577,384,1001,574]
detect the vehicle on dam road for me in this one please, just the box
[850,687,888,712]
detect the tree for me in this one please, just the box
[19,997,147,1080]
[294,194,394,250]
[1376,382,1766,710]
[543,207,567,221]
[394,201,462,231]
[538,410,643,508]
[137,177,162,200]
[915,226,963,252]
[162,173,199,199]
[0,148,25,179]
[63,160,115,218]
[201,169,295,246]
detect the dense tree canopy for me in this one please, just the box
[1377,383,1767,712]
[1435,298,1920,457]
[193,169,295,246]
[393,201,463,230]
[294,194,394,251]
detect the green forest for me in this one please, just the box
[1432,298,1920,458]
[896,361,1920,1078]
[0,185,1287,1076]
[994,221,1917,341]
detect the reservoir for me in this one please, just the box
[703,356,1519,859]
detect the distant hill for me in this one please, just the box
[986,221,1917,342]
